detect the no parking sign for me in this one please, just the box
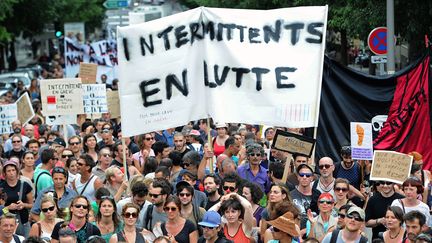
[368,27,387,55]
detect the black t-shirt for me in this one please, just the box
[51,221,101,243]
[161,220,196,243]
[0,179,32,223]
[365,192,404,239]
[205,196,221,211]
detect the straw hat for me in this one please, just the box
[267,211,299,237]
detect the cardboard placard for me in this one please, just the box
[350,122,373,160]
[79,63,98,84]
[106,90,120,118]
[370,150,413,184]
[16,93,35,125]
[272,130,316,157]
[0,104,17,134]
[40,78,84,116]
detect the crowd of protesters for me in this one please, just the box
[0,77,431,243]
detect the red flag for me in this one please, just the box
[374,56,432,169]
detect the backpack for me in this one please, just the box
[143,204,154,230]
[330,228,368,243]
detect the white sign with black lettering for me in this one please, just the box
[82,84,108,114]
[0,104,17,134]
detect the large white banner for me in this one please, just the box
[118,6,328,137]
[65,38,118,83]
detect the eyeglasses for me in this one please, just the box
[70,142,80,146]
[73,204,89,209]
[102,129,111,133]
[248,153,262,157]
[319,164,332,170]
[298,173,313,178]
[319,200,334,205]
[346,214,363,222]
[145,137,154,141]
[77,162,85,166]
[101,153,111,157]
[338,213,346,219]
[273,227,281,232]
[12,140,21,143]
[179,193,191,197]
[149,193,161,198]
[41,206,56,213]
[123,212,138,218]
[163,207,178,212]
[377,181,392,186]
[335,187,349,192]
[223,186,236,192]
[62,154,74,158]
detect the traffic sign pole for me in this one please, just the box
[386,0,395,74]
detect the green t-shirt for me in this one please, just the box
[33,166,54,195]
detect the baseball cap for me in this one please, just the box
[198,211,221,228]
[53,137,66,147]
[347,206,365,221]
[189,130,200,136]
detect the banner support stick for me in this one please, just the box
[63,123,69,147]
[207,117,214,173]
[122,137,128,181]
[281,153,293,183]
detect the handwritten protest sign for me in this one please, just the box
[350,122,373,160]
[79,63,98,84]
[117,6,328,137]
[370,150,413,184]
[0,104,17,134]
[16,93,35,125]
[82,84,108,114]
[40,78,84,116]
[106,90,120,118]
[272,130,316,157]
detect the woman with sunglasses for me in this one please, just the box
[83,134,99,163]
[154,195,198,243]
[260,183,291,241]
[383,206,405,243]
[110,203,155,243]
[59,149,74,168]
[306,193,338,242]
[29,195,62,240]
[51,195,101,243]
[21,151,35,182]
[95,196,123,242]
[133,133,156,174]
[333,178,354,215]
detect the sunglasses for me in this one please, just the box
[298,173,313,178]
[182,163,191,167]
[164,207,178,212]
[273,227,281,232]
[101,195,114,200]
[335,187,349,192]
[319,164,332,170]
[319,200,334,205]
[124,212,138,218]
[338,213,346,219]
[202,226,216,230]
[179,193,191,197]
[101,153,111,157]
[12,140,21,143]
[62,154,74,158]
[149,193,161,198]
[377,181,392,186]
[53,167,67,174]
[73,204,89,209]
[70,142,80,146]
[77,162,86,166]
[145,137,154,141]
[41,206,56,213]
[346,214,363,222]
[223,186,236,192]
[102,129,111,133]
[248,153,262,157]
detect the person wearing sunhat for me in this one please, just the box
[322,206,368,243]
[213,122,229,157]
[266,211,301,243]
[198,211,232,243]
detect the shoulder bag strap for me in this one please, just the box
[399,199,406,213]
[79,175,95,195]
[18,180,24,201]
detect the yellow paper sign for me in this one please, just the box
[370,150,413,184]
[106,90,120,118]
[272,130,315,157]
